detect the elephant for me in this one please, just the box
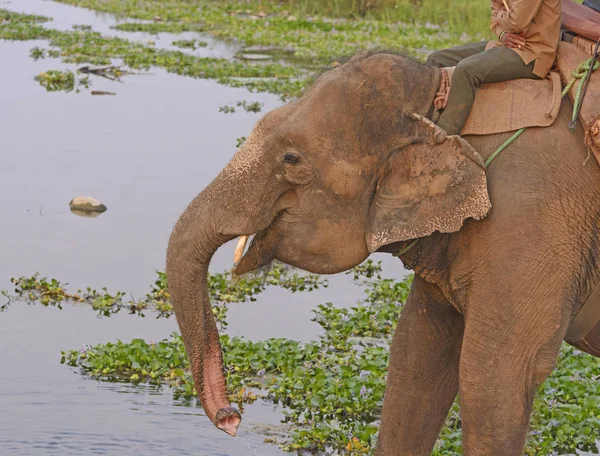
[166,50,600,455]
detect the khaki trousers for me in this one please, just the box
[426,41,539,135]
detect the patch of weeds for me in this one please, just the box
[72,24,92,31]
[86,288,127,316]
[7,275,82,309]
[219,104,236,114]
[0,9,52,40]
[237,100,263,113]
[525,346,600,455]
[346,259,383,282]
[222,77,306,101]
[3,264,327,321]
[61,333,190,384]
[112,22,205,35]
[34,70,91,92]
[172,38,207,49]
[219,101,263,114]
[29,46,61,60]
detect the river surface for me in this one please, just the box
[0,1,405,454]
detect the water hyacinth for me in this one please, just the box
[50,260,600,454]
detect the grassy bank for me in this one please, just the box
[53,0,493,38]
[5,262,600,455]
[229,0,491,35]
[49,0,493,64]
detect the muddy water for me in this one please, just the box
[0,1,406,455]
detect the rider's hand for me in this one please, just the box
[500,32,526,49]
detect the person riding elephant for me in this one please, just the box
[426,0,561,135]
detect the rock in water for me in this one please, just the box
[69,196,107,215]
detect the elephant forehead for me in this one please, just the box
[225,127,267,176]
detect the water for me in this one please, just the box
[0,1,406,454]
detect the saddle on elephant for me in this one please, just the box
[434,0,600,166]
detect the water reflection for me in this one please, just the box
[70,208,103,217]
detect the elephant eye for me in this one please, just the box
[283,153,299,165]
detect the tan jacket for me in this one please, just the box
[490,0,561,78]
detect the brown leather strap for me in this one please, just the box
[566,279,600,342]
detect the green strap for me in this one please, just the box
[393,239,419,257]
[484,128,526,168]
[395,55,599,257]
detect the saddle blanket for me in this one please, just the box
[442,66,563,137]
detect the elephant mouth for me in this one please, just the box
[233,228,277,276]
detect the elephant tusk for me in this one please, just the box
[233,235,249,265]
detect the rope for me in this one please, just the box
[434,69,450,111]
[431,68,450,123]
[395,51,599,258]
[484,128,526,167]
[568,40,600,131]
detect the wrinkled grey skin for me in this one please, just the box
[166,51,600,455]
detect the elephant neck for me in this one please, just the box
[389,233,453,296]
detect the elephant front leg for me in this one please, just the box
[375,276,464,456]
[458,287,569,455]
[569,320,600,357]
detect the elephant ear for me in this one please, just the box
[366,114,491,253]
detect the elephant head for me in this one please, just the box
[166,51,491,436]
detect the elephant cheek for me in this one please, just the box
[278,226,370,274]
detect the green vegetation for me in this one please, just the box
[34,69,91,92]
[219,100,264,113]
[34,261,599,455]
[0,9,52,40]
[0,10,307,99]
[1,0,495,98]
[2,265,328,320]
[172,38,207,49]
[53,0,492,49]
[113,22,205,34]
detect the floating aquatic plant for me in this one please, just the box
[57,262,600,455]
[34,69,91,92]
[3,264,328,321]
[172,38,207,49]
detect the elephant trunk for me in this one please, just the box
[166,129,276,436]
[166,201,240,435]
